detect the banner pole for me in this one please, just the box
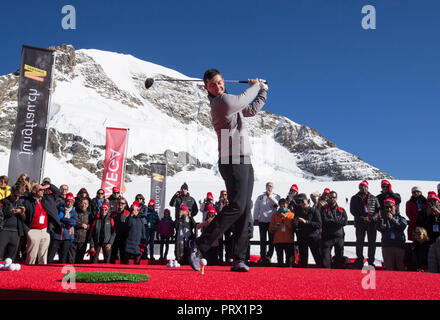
[121,128,129,195]
[40,50,57,183]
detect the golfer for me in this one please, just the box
[190,69,268,272]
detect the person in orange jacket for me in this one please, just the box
[270,198,295,267]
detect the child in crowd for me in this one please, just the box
[157,208,174,260]
[270,198,295,267]
[197,204,219,265]
[123,201,146,264]
[174,204,196,264]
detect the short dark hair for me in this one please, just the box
[203,69,221,84]
[278,198,287,206]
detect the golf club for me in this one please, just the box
[143,77,267,89]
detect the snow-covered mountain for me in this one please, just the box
[0,44,392,184]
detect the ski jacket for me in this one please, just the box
[54,205,78,241]
[350,192,380,227]
[377,191,402,214]
[293,206,322,239]
[0,186,11,201]
[0,196,26,236]
[142,208,160,231]
[124,214,146,255]
[74,208,92,243]
[112,209,130,236]
[209,83,267,159]
[169,193,198,220]
[157,218,174,237]
[321,205,347,238]
[253,193,280,223]
[21,184,61,234]
[406,196,427,241]
[376,213,407,248]
[89,214,116,248]
[269,210,295,244]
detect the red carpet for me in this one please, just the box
[0,262,439,300]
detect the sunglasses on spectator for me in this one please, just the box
[328,196,337,199]
[384,205,394,209]
[98,192,104,195]
[118,202,126,205]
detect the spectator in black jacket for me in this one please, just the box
[0,185,26,260]
[108,187,124,213]
[110,197,130,263]
[321,191,347,269]
[89,203,116,263]
[22,182,61,264]
[74,188,91,212]
[293,193,322,268]
[350,180,380,268]
[69,197,92,263]
[420,192,440,244]
[122,201,146,264]
[377,180,401,214]
[376,198,407,271]
[169,182,198,220]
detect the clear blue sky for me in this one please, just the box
[1,0,439,181]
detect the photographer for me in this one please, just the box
[376,198,407,271]
[169,183,198,221]
[420,192,440,245]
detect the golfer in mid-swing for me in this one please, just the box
[190,69,268,272]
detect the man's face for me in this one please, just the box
[412,191,421,198]
[97,190,105,198]
[118,200,126,211]
[79,200,89,211]
[384,203,396,215]
[328,193,337,207]
[204,74,225,97]
[32,184,44,198]
[299,199,308,209]
[181,189,188,196]
[113,191,120,198]
[266,183,273,193]
[359,185,368,194]
[60,185,68,196]
[381,185,390,193]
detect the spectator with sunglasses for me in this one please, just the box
[377,180,401,215]
[108,187,126,213]
[406,186,427,242]
[90,189,107,219]
[376,198,407,271]
[110,197,130,263]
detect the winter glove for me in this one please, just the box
[258,79,268,91]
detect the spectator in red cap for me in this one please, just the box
[419,191,440,245]
[157,208,174,260]
[406,186,427,242]
[286,184,299,213]
[109,196,130,263]
[122,201,146,264]
[48,192,78,264]
[89,203,116,263]
[316,188,330,211]
[108,186,124,213]
[254,182,280,264]
[197,204,220,265]
[377,180,401,215]
[140,199,160,260]
[376,197,407,271]
[200,192,215,222]
[350,180,380,268]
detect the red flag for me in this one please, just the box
[101,128,128,197]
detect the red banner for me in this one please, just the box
[101,128,128,197]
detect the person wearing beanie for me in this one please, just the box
[109,197,130,263]
[253,182,280,264]
[316,188,330,211]
[157,209,174,260]
[47,193,78,264]
[269,198,295,267]
[89,203,116,263]
[200,192,215,222]
[406,186,427,243]
[122,201,146,265]
[418,192,440,245]
[169,182,198,221]
[376,198,407,271]
[437,184,440,199]
[293,193,322,268]
[286,184,299,213]
[377,180,402,215]
[321,191,348,269]
[140,199,160,260]
[350,180,380,268]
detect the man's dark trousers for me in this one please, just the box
[355,222,377,265]
[259,222,274,259]
[196,157,254,262]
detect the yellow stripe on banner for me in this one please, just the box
[24,64,47,76]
